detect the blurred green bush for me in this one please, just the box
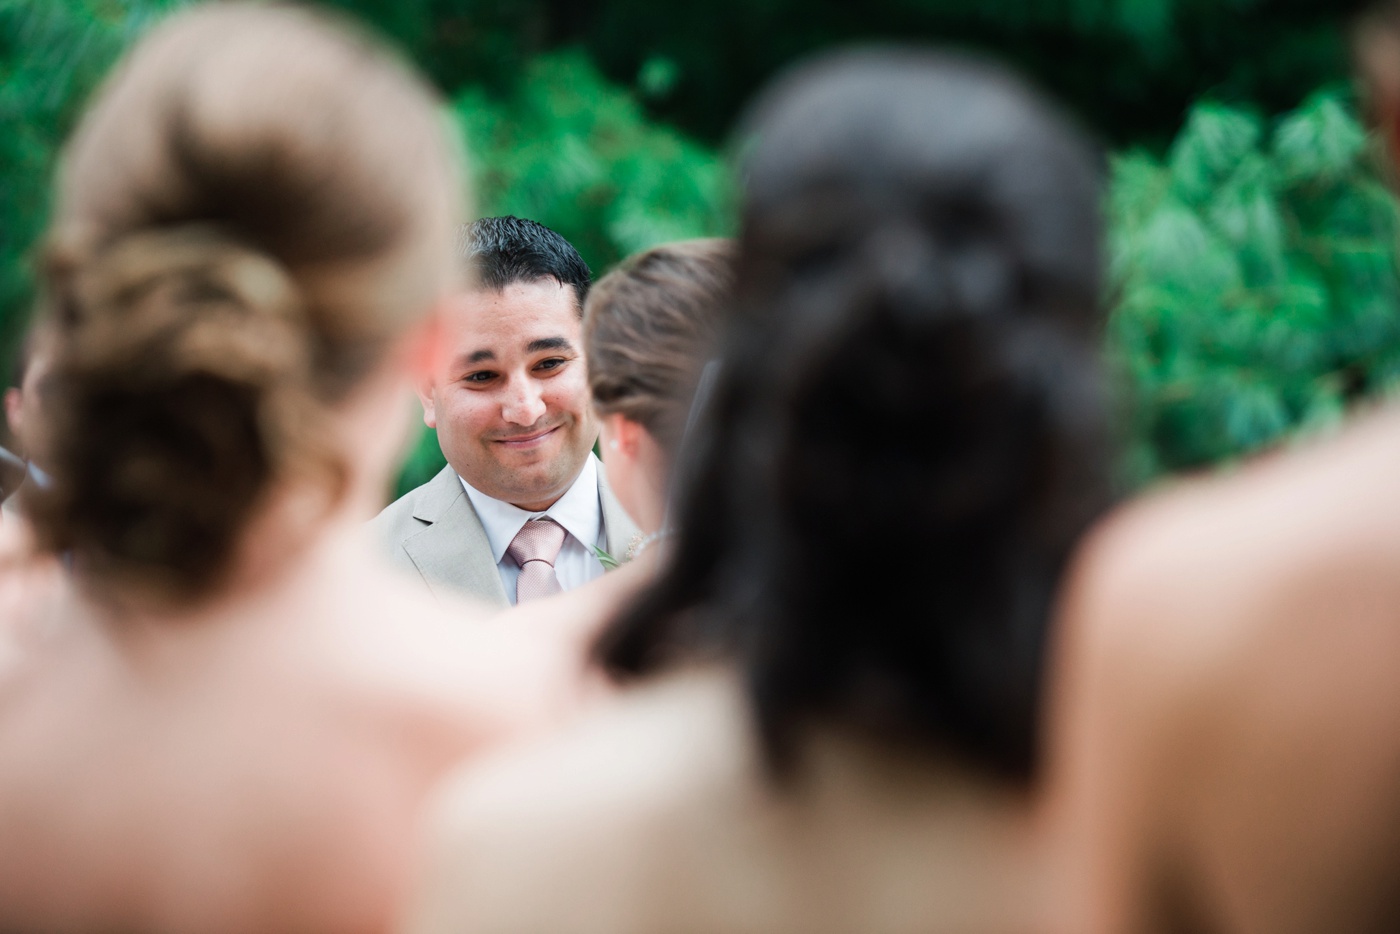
[4,0,1400,499]
[321,0,1373,152]
[0,0,170,388]
[1109,90,1400,484]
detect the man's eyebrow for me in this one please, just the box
[458,349,495,366]
[526,337,574,354]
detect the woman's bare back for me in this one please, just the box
[0,531,573,934]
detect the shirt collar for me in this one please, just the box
[459,454,602,564]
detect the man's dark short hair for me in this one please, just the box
[459,216,591,311]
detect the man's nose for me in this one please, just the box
[500,378,547,427]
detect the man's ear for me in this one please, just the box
[399,308,443,429]
[416,386,438,430]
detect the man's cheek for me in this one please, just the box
[560,372,591,413]
[448,398,486,434]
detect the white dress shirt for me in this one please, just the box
[460,454,607,605]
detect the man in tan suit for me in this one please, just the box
[372,217,638,608]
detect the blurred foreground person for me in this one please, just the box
[499,238,734,682]
[1047,8,1400,934]
[1048,418,1400,934]
[0,6,573,933]
[405,51,1110,934]
[1047,415,1400,934]
[0,446,22,511]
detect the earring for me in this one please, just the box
[608,438,620,451]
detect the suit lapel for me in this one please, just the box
[401,466,510,607]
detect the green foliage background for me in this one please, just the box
[1112,91,1400,483]
[2,0,1397,495]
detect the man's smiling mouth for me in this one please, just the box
[493,425,561,449]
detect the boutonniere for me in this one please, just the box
[590,544,624,571]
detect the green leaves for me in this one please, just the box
[0,0,194,381]
[2,0,1396,502]
[590,545,622,571]
[1273,92,1367,186]
[1167,104,1262,206]
[454,50,733,274]
[1110,89,1400,486]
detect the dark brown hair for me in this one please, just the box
[598,51,1111,783]
[29,3,462,600]
[584,239,734,459]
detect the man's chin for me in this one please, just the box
[483,467,575,510]
[462,442,592,507]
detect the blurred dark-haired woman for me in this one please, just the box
[405,49,1112,934]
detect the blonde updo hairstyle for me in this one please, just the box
[30,2,463,600]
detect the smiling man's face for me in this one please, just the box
[421,279,597,512]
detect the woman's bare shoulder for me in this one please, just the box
[436,668,741,825]
[289,553,584,757]
[1062,404,1400,684]
[1047,409,1400,934]
[403,669,747,934]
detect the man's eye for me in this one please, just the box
[463,371,496,384]
[535,358,565,372]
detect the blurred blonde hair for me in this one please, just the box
[31,2,465,599]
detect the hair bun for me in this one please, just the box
[63,226,309,381]
[32,226,336,597]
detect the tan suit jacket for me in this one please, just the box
[369,462,640,608]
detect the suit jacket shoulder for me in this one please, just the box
[369,465,510,608]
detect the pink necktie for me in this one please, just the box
[506,518,567,603]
